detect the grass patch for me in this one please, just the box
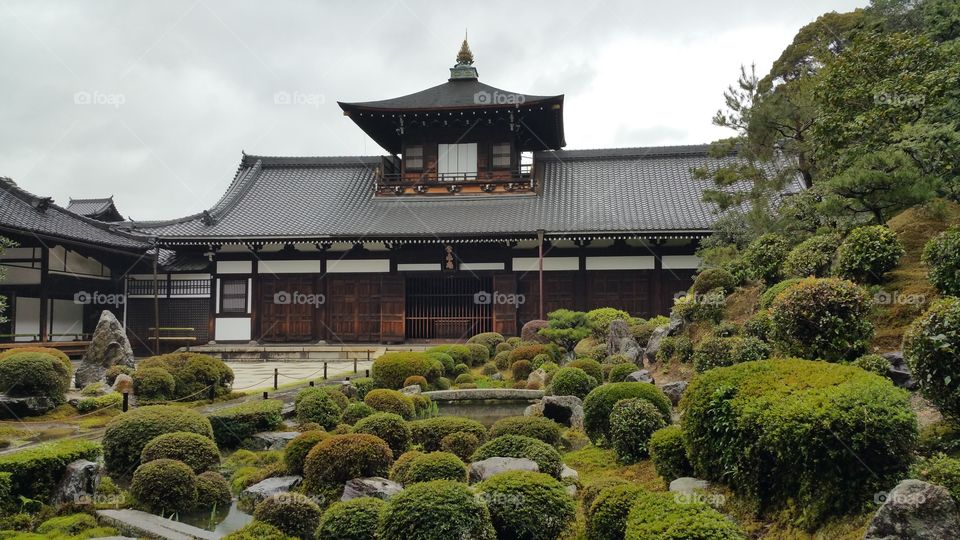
[562,445,663,490]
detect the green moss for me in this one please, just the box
[0,439,101,500]
[210,399,283,447]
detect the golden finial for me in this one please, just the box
[456,31,473,66]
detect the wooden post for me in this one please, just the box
[365,369,370,378]
[537,229,545,320]
[324,362,328,380]
[354,357,358,373]
[309,380,315,387]
[38,248,49,343]
[152,242,160,354]
[273,368,278,390]
[208,385,215,401]
[262,391,268,400]
[122,392,129,412]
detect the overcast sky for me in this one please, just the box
[0,0,866,220]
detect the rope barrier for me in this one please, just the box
[136,384,214,406]
[0,400,121,424]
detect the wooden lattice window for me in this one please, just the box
[219,278,247,314]
[405,145,424,171]
[492,143,511,169]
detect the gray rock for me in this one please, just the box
[566,484,578,497]
[521,320,550,344]
[339,381,359,400]
[625,370,655,384]
[883,351,918,390]
[400,384,422,395]
[97,509,219,540]
[618,337,642,363]
[644,315,684,364]
[606,319,632,356]
[0,395,58,418]
[52,459,101,505]
[491,372,503,381]
[75,310,135,389]
[561,464,579,482]
[865,479,960,540]
[669,477,709,495]
[238,475,302,511]
[525,395,584,431]
[110,373,133,395]
[660,381,688,405]
[527,369,546,387]
[245,431,299,451]
[469,457,539,483]
[341,477,403,501]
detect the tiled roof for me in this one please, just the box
[66,197,113,216]
[126,145,803,243]
[338,79,561,111]
[0,178,151,251]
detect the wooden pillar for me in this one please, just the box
[537,230,545,320]
[37,247,49,342]
[652,247,664,316]
[152,243,160,354]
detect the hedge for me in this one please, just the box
[624,491,745,540]
[222,521,295,540]
[691,268,737,296]
[341,402,376,425]
[425,345,474,367]
[196,470,232,511]
[253,492,323,539]
[585,307,633,338]
[210,399,284,447]
[130,458,197,513]
[0,439,101,500]
[284,430,328,476]
[583,382,672,445]
[317,497,387,540]
[923,226,960,296]
[372,352,441,389]
[364,389,415,420]
[586,483,647,540]
[440,431,481,461]
[138,351,234,399]
[476,470,575,540]
[691,336,770,373]
[549,367,597,400]
[471,435,563,478]
[648,426,692,481]
[465,343,491,366]
[0,346,72,375]
[304,434,393,497]
[681,359,916,528]
[489,416,563,447]
[392,451,467,484]
[295,389,342,430]
[132,367,176,401]
[140,431,220,473]
[103,405,213,474]
[467,332,506,356]
[378,480,496,540]
[904,297,960,417]
[742,233,790,283]
[352,413,411,456]
[409,416,487,451]
[76,391,123,413]
[0,352,69,403]
[783,233,842,278]
[834,225,904,284]
[610,398,667,463]
[567,358,603,382]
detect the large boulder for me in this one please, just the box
[111,373,133,395]
[75,310,135,389]
[668,477,709,495]
[52,459,101,505]
[238,475,302,511]
[625,370,655,384]
[341,477,403,501]
[606,320,631,355]
[865,480,960,540]
[246,431,299,451]
[521,320,550,344]
[883,351,918,390]
[527,369,547,388]
[468,457,539,483]
[659,381,688,406]
[400,385,422,395]
[0,395,58,418]
[525,395,584,431]
[643,315,684,364]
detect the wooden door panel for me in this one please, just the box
[492,273,517,337]
[380,275,405,343]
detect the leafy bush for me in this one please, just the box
[222,521,294,540]
[489,416,563,447]
[624,491,745,540]
[471,435,563,478]
[465,343,491,366]
[834,225,904,283]
[581,478,629,518]
[852,354,889,376]
[476,470,575,540]
[284,430,328,476]
[742,233,790,283]
[682,359,917,528]
[586,483,646,540]
[304,434,393,496]
[351,377,375,400]
[392,451,467,484]
[76,391,122,413]
[511,360,533,381]
[568,358,603,382]
[783,233,842,278]
[480,362,498,376]
[105,364,134,386]
[426,345,473,366]
[352,413,410,456]
[341,402,376,425]
[253,492,322,539]
[508,343,551,363]
[103,405,213,474]
[371,352,440,389]
[132,367,176,401]
[692,268,737,296]
[426,352,455,376]
[211,399,284,447]
[691,336,771,373]
[573,337,607,361]
[317,497,387,540]
[0,439,100,500]
[138,352,234,399]
[495,341,514,354]
[583,383,672,445]
[910,454,960,503]
[743,309,773,340]
[131,458,197,513]
[34,514,99,536]
[402,375,428,389]
[585,307,633,338]
[455,373,475,385]
[769,277,873,362]
[140,431,220,473]
[467,332,506,356]
[378,480,495,540]
[0,346,72,375]
[549,367,597,399]
[0,352,68,402]
[610,398,668,463]
[410,416,488,451]
[649,426,692,481]
[630,317,669,346]
[608,363,638,383]
[905,297,960,417]
[758,278,802,309]
[195,471,232,511]
[365,389,415,420]
[440,431,480,461]
[923,227,960,295]
[539,309,592,349]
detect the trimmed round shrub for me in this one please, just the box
[296,390,342,430]
[304,434,393,494]
[910,454,960,503]
[568,358,603,382]
[531,353,553,370]
[783,233,842,278]
[649,425,692,481]
[363,389,414,420]
[682,358,917,528]
[222,521,292,540]
[0,346,72,378]
[453,363,471,376]
[378,480,495,540]
[852,354,890,376]
[0,352,68,402]
[583,383,672,445]
[320,386,350,410]
[352,413,410,456]
[140,431,220,473]
[508,343,551,363]
[758,278,802,309]
[104,364,134,386]
[138,352,234,399]
[410,416,487,451]
[426,344,473,366]
[130,458,197,513]
[210,399,284,448]
[434,377,452,390]
[905,297,960,417]
[403,375,428,389]
[195,471,231,511]
[455,373,475,385]
[389,450,423,483]
[769,277,873,362]
[471,435,563,478]
[923,227,960,296]
[394,451,467,484]
[132,367,176,401]
[476,470,575,540]
[587,483,647,540]
[511,360,533,381]
[468,332,506,355]
[692,268,736,296]
[489,416,563,447]
[549,367,597,400]
[834,225,904,283]
[494,351,512,370]
[103,405,214,474]
[410,394,432,418]
[742,233,790,283]
[351,377,376,400]
[440,431,480,461]
[624,491,745,540]
[317,497,386,540]
[371,352,440,389]
[480,362,498,376]
[581,478,629,517]
[608,362,639,383]
[465,343,491,366]
[691,336,771,373]
[253,492,322,539]
[284,430,328,476]
[341,402,376,425]
[426,352,455,376]
[743,309,773,340]
[495,341,514,354]
[585,307,632,337]
[610,398,668,463]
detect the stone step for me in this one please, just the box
[97,509,220,540]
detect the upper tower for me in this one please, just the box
[338,39,565,196]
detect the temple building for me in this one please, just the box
[0,41,803,349]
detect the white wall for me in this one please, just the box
[258,260,323,274]
[326,259,390,273]
[661,255,701,269]
[49,299,83,341]
[14,297,40,341]
[585,256,655,271]
[512,257,579,272]
[215,317,251,341]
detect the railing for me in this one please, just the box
[375,163,534,192]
